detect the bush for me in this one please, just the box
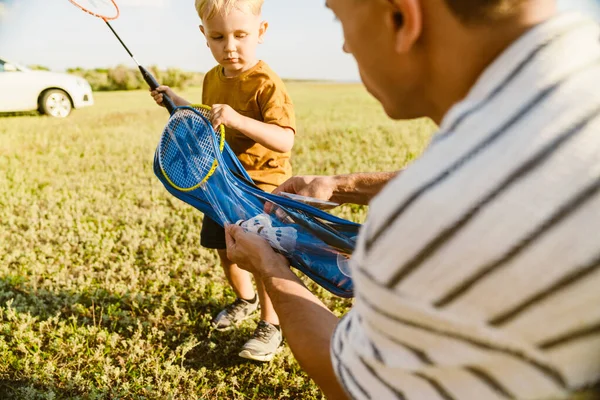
[27,65,50,71]
[107,64,144,91]
[66,66,204,92]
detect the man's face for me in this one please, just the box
[327,0,424,119]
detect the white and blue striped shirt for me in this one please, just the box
[332,13,600,400]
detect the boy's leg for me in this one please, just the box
[236,183,283,362]
[252,182,281,325]
[254,275,279,326]
[201,212,282,361]
[202,217,258,330]
[217,249,255,301]
[210,250,259,330]
[238,274,283,362]
[216,248,279,325]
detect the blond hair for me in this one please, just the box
[195,0,264,21]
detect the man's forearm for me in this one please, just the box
[259,262,349,399]
[331,171,399,205]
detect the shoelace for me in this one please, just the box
[225,298,251,320]
[253,321,276,342]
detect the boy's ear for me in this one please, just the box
[199,25,209,47]
[258,21,269,43]
[389,0,422,54]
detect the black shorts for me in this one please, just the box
[200,216,226,250]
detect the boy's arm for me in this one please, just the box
[211,104,294,153]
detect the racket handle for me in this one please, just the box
[138,65,176,114]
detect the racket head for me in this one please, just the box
[69,0,120,20]
[158,106,223,192]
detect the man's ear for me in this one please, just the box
[389,0,422,53]
[258,21,269,43]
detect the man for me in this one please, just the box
[225,0,600,398]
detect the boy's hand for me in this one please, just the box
[211,104,242,130]
[150,85,183,107]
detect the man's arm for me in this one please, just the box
[274,171,400,206]
[264,266,349,399]
[224,226,349,400]
[330,171,400,205]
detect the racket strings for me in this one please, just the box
[195,107,211,121]
[159,109,218,190]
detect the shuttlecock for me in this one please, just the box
[236,214,273,234]
[259,226,298,252]
[236,214,297,252]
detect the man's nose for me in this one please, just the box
[342,41,350,54]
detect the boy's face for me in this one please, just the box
[200,8,267,77]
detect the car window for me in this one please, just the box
[0,61,21,72]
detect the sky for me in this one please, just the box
[0,0,599,82]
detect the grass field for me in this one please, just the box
[0,84,436,399]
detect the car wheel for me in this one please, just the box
[39,89,72,118]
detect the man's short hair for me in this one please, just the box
[195,0,264,21]
[444,0,525,23]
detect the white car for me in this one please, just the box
[0,58,94,118]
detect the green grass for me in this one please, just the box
[1,84,598,400]
[0,84,435,399]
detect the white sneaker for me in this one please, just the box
[238,320,282,362]
[212,296,258,331]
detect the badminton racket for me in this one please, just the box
[69,0,226,183]
[68,0,177,113]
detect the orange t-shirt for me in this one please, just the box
[202,60,296,191]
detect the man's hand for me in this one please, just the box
[272,172,399,209]
[211,104,243,131]
[274,175,338,202]
[265,176,339,214]
[224,224,288,278]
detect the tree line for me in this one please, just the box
[29,65,204,91]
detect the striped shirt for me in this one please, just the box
[332,13,600,400]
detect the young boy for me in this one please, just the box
[150,0,295,362]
